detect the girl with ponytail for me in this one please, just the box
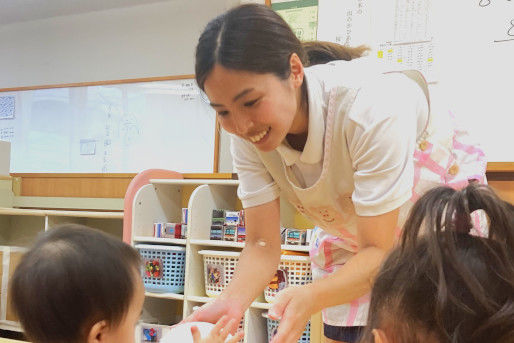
[361,183,514,343]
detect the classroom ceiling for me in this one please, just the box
[0,0,175,25]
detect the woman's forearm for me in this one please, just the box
[307,245,388,314]
[219,240,281,311]
[218,199,283,312]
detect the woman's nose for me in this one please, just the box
[233,113,254,136]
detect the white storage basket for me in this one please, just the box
[198,250,240,297]
[264,254,312,303]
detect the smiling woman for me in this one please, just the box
[188,4,489,343]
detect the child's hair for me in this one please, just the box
[11,224,141,343]
[195,4,368,91]
[360,184,514,343]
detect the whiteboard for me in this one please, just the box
[0,79,216,173]
[316,0,514,162]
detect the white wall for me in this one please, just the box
[0,0,239,89]
[0,0,240,172]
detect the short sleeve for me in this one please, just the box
[345,74,427,216]
[230,135,281,208]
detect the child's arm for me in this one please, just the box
[191,316,244,343]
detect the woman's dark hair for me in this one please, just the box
[11,224,141,343]
[302,41,369,65]
[195,4,368,90]
[360,184,514,343]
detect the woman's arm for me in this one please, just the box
[270,209,398,343]
[218,198,282,311]
[307,209,398,312]
[188,198,282,328]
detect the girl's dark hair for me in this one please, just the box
[360,184,514,343]
[195,4,368,90]
[11,224,141,343]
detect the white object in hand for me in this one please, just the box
[161,322,234,343]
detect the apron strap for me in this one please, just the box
[400,70,431,140]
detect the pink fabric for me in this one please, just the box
[345,299,361,326]
[453,140,486,157]
[123,169,182,243]
[310,108,488,326]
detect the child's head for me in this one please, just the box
[361,184,514,343]
[11,224,144,343]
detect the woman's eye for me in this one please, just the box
[244,98,260,107]
[217,110,229,116]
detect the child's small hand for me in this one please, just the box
[191,316,244,343]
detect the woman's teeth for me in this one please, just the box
[249,127,270,143]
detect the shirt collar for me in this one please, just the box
[276,66,325,166]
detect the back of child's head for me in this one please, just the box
[361,183,514,343]
[11,224,141,343]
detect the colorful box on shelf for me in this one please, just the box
[224,211,240,226]
[223,225,237,242]
[236,227,246,243]
[285,228,307,245]
[210,224,224,240]
[182,208,188,225]
[136,244,186,293]
[280,228,314,246]
[211,209,225,225]
[210,209,246,242]
[153,223,185,239]
[211,209,245,226]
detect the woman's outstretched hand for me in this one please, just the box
[268,285,314,343]
[184,297,244,335]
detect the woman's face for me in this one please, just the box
[203,58,305,152]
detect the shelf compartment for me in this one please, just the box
[145,291,184,301]
[133,236,186,245]
[189,238,310,252]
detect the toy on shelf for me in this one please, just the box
[199,250,241,297]
[265,251,312,302]
[280,227,314,246]
[210,209,246,242]
[141,325,162,342]
[152,208,188,240]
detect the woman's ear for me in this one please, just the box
[87,320,108,343]
[289,53,304,88]
[372,329,390,343]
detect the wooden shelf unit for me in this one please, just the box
[0,206,124,333]
[130,179,321,343]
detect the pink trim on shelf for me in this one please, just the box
[123,169,183,243]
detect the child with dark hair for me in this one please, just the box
[360,183,514,343]
[10,224,243,343]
